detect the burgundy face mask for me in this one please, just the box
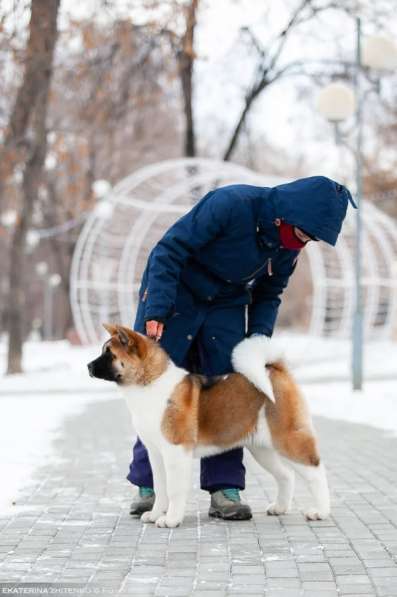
[279,222,308,250]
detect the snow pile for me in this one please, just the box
[304,380,397,433]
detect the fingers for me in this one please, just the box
[146,320,164,342]
[156,323,164,341]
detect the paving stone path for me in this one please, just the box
[1,393,397,596]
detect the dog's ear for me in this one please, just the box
[131,332,148,359]
[117,327,130,347]
[103,323,131,349]
[119,328,148,359]
[103,323,118,336]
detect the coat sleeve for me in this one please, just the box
[247,250,299,337]
[143,190,232,322]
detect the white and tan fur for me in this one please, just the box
[88,325,330,528]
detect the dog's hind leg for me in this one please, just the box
[155,445,193,528]
[248,446,295,515]
[287,460,330,520]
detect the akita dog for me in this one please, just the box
[88,324,330,528]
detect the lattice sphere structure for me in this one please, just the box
[70,158,397,344]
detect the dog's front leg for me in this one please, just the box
[141,445,168,524]
[155,446,193,529]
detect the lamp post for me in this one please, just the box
[317,18,397,391]
[35,263,61,340]
[47,273,61,340]
[36,261,48,339]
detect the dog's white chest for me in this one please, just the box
[121,364,187,447]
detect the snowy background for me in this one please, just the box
[0,0,396,549]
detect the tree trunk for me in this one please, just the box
[178,0,198,157]
[6,0,60,374]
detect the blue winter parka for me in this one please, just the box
[134,176,353,364]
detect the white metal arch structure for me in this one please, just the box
[70,158,397,344]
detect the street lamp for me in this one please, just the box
[362,35,397,71]
[36,261,48,277]
[1,209,17,229]
[26,230,40,252]
[93,179,114,220]
[317,19,397,391]
[317,81,356,123]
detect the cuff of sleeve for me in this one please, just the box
[247,326,273,337]
[144,316,166,324]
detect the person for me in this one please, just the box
[127,176,355,520]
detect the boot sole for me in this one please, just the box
[129,503,154,516]
[129,508,151,516]
[209,508,252,521]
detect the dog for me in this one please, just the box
[87,324,330,528]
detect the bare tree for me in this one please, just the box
[6,0,60,374]
[223,0,352,161]
[177,0,199,157]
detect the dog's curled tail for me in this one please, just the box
[231,336,284,403]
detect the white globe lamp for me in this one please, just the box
[36,261,48,277]
[95,200,114,220]
[1,209,17,228]
[49,273,62,287]
[362,35,397,71]
[317,81,356,122]
[27,230,40,249]
[93,179,111,199]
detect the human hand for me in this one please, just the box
[145,320,164,341]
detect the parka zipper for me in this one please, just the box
[267,258,273,276]
[242,257,273,281]
[241,262,267,281]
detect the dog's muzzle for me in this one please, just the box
[87,361,95,377]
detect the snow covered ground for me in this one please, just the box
[0,335,396,515]
[0,340,118,514]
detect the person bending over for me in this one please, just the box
[127,176,355,520]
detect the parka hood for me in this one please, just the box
[269,176,355,246]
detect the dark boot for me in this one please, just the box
[209,488,252,521]
[129,487,155,516]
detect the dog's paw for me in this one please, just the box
[141,511,156,523]
[155,514,183,528]
[304,508,330,521]
[267,502,289,516]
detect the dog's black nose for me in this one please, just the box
[87,362,95,377]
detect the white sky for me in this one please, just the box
[192,0,397,183]
[5,0,397,184]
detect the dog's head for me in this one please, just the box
[87,324,168,386]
